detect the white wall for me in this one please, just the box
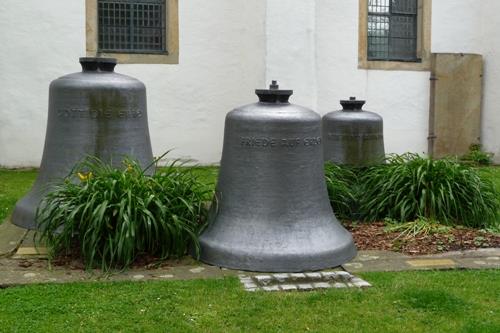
[432,0,500,163]
[479,0,500,163]
[265,0,317,109]
[0,0,266,167]
[1,0,500,167]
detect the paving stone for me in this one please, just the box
[280,284,298,291]
[406,259,456,268]
[305,272,322,279]
[16,247,48,255]
[189,267,205,273]
[351,278,371,288]
[243,282,258,289]
[254,275,273,285]
[23,273,38,278]
[133,274,145,280]
[486,257,500,261]
[273,273,289,282]
[312,282,331,289]
[333,282,347,288]
[157,274,174,279]
[357,254,381,262]
[335,271,353,281]
[342,262,364,270]
[289,273,306,281]
[321,271,340,280]
[262,285,280,292]
[297,283,314,290]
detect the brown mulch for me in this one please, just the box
[345,221,500,255]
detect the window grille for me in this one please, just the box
[98,0,167,54]
[367,0,418,61]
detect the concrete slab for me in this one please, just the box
[406,259,456,268]
[0,218,28,257]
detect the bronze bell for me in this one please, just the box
[12,57,154,230]
[198,81,357,272]
[322,97,385,166]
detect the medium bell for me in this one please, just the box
[198,81,357,272]
[322,97,385,166]
[12,57,154,230]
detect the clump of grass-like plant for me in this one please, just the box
[36,155,211,270]
[324,162,359,220]
[384,217,452,239]
[460,144,494,166]
[359,153,499,228]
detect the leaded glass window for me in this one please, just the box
[98,0,167,54]
[367,0,419,61]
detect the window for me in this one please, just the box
[368,0,418,61]
[98,0,166,54]
[86,0,179,64]
[358,0,432,71]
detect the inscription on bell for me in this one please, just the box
[57,108,143,119]
[327,133,383,140]
[240,136,321,148]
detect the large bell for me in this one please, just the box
[322,97,385,166]
[12,57,154,230]
[198,81,357,272]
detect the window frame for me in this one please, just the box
[358,0,432,71]
[86,0,179,64]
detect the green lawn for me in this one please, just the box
[0,270,499,332]
[0,169,37,223]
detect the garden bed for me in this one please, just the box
[346,221,500,255]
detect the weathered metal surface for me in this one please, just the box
[322,97,385,166]
[198,81,357,272]
[12,57,153,230]
[428,53,483,158]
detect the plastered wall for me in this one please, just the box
[0,0,266,167]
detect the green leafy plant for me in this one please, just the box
[324,162,359,220]
[359,153,499,228]
[36,155,211,270]
[460,144,494,166]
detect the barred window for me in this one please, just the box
[367,0,418,62]
[98,0,167,54]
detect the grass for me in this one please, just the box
[0,168,37,223]
[0,270,498,332]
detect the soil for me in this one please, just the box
[345,221,500,255]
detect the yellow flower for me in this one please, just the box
[127,164,133,172]
[77,172,92,182]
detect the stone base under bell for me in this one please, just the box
[198,220,357,272]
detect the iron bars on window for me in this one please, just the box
[367,0,419,62]
[98,0,167,54]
